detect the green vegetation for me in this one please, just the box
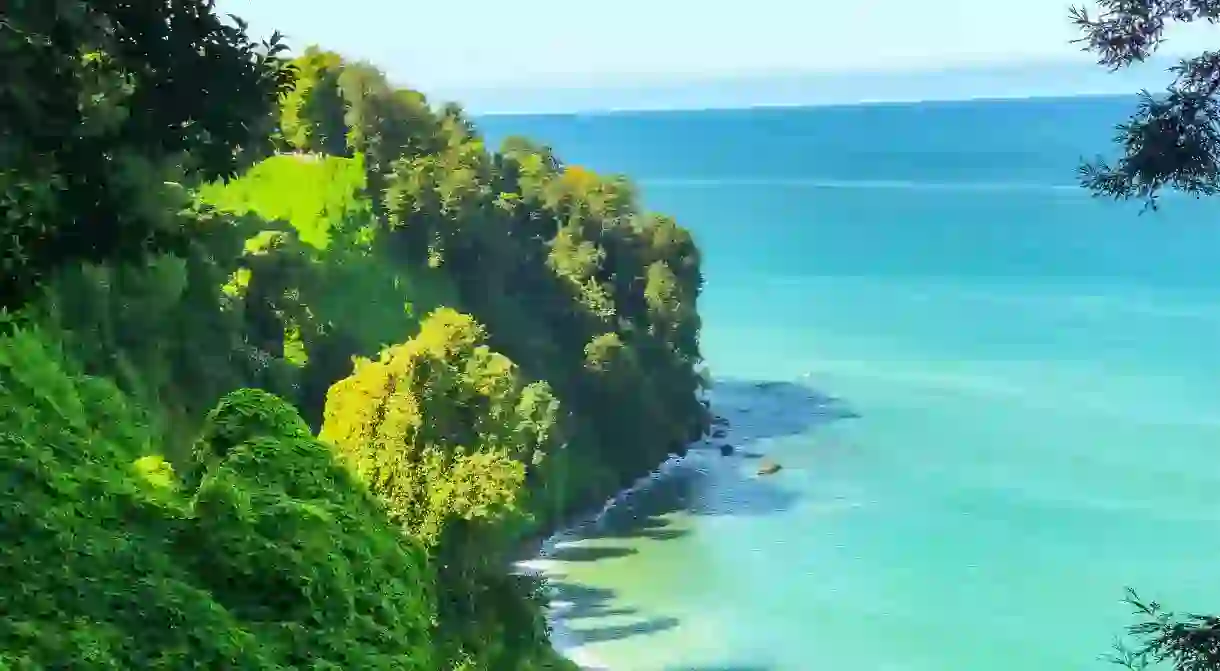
[1070,0,1220,210]
[0,2,707,668]
[0,343,440,668]
[1072,1,1220,667]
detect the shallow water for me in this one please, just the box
[484,96,1220,670]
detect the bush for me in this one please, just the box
[0,328,438,669]
[319,307,563,669]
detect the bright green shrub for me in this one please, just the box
[0,326,269,669]
[186,389,437,670]
[0,328,438,669]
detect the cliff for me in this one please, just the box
[0,7,707,670]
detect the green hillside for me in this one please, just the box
[0,6,706,670]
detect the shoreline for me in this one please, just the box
[514,416,731,671]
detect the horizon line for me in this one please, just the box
[471,90,1138,118]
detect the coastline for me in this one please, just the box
[515,416,730,671]
[517,379,848,669]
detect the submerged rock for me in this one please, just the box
[719,443,734,456]
[757,459,782,476]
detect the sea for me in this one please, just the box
[476,95,1220,671]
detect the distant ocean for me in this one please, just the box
[479,95,1220,670]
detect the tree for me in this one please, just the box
[1107,589,1220,670]
[280,47,350,156]
[1072,4,1220,668]
[1070,0,1220,207]
[317,308,561,668]
[0,0,294,307]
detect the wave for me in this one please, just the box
[637,177,1085,192]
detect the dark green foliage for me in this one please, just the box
[185,387,314,488]
[1108,589,1220,670]
[30,204,298,462]
[1074,7,1220,668]
[1071,0,1220,207]
[0,0,294,307]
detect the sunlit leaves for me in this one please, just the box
[319,307,559,543]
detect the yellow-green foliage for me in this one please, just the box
[320,307,559,544]
[198,152,459,327]
[319,308,564,670]
[200,154,462,426]
[279,47,349,157]
[198,153,371,251]
[0,327,438,669]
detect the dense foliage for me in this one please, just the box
[320,308,562,668]
[0,1,704,668]
[0,330,438,669]
[1072,2,1220,668]
[0,0,293,305]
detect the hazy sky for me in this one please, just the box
[215,0,1220,110]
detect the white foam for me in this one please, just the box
[550,620,610,670]
[509,448,699,671]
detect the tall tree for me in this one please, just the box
[0,0,293,308]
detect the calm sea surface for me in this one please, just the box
[478,96,1220,670]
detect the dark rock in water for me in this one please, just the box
[711,428,727,439]
[711,415,729,427]
[719,443,734,456]
[757,459,782,476]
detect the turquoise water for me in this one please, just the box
[480,96,1220,670]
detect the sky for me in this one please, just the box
[215,0,1220,112]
